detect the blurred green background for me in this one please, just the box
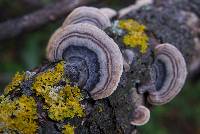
[0,0,200,134]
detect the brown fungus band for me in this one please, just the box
[62,6,111,30]
[47,23,123,100]
[140,43,187,105]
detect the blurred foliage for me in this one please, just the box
[0,22,61,89]
[0,0,200,134]
[0,1,25,21]
[0,0,54,21]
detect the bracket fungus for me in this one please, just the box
[131,105,150,126]
[47,23,123,100]
[139,43,187,105]
[62,6,111,30]
[99,8,117,19]
[123,49,135,65]
[122,49,135,72]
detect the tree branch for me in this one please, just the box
[0,0,200,133]
[21,0,43,8]
[0,0,91,41]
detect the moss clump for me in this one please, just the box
[62,124,75,134]
[118,19,149,53]
[0,95,38,134]
[32,61,85,121]
[4,72,25,95]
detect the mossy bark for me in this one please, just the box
[1,0,199,134]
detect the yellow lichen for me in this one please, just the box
[62,124,75,134]
[118,19,149,53]
[32,61,85,121]
[48,85,85,121]
[32,61,65,96]
[0,61,85,133]
[0,95,38,134]
[4,72,25,95]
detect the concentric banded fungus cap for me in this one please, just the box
[99,8,117,19]
[131,105,150,126]
[47,23,123,100]
[148,43,187,105]
[62,6,111,30]
[122,49,135,72]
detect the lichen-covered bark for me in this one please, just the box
[0,59,146,134]
[0,0,199,134]
[123,0,200,71]
[122,4,195,65]
[76,0,198,133]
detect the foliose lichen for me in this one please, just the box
[0,61,85,133]
[32,61,85,121]
[118,19,149,53]
[62,124,75,134]
[47,84,85,121]
[4,72,25,95]
[32,61,65,96]
[0,95,38,134]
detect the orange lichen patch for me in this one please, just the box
[62,124,75,134]
[118,19,149,53]
[0,95,38,134]
[32,61,85,121]
[4,72,25,95]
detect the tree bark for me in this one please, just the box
[0,0,199,134]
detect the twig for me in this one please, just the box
[21,0,43,8]
[0,0,91,41]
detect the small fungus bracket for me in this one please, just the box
[138,43,188,105]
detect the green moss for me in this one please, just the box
[118,19,149,53]
[62,124,75,134]
[0,95,38,134]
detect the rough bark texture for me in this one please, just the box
[121,0,200,77]
[1,0,200,134]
